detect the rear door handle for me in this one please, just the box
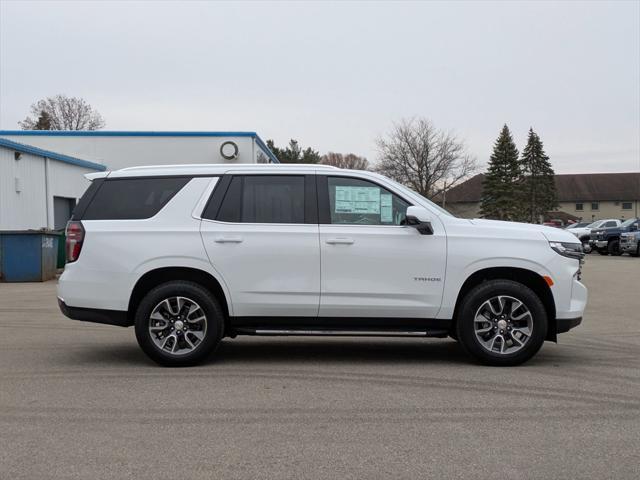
[325,237,354,245]
[214,236,244,243]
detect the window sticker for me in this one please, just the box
[335,186,380,214]
[380,193,393,222]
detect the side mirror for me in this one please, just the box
[405,206,434,235]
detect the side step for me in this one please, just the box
[233,327,449,338]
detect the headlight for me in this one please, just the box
[549,241,584,260]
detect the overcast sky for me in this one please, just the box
[1,0,638,173]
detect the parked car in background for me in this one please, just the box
[592,218,640,256]
[620,230,640,257]
[568,219,622,252]
[57,164,587,367]
[565,222,591,231]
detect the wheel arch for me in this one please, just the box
[128,267,231,330]
[452,267,557,341]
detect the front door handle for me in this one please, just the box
[214,236,244,244]
[325,237,354,245]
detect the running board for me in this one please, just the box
[233,327,449,338]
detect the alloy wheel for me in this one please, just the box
[148,296,207,356]
[473,295,533,355]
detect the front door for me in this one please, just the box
[318,175,446,319]
[200,174,320,318]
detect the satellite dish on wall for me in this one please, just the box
[220,141,239,160]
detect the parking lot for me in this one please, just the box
[0,255,638,479]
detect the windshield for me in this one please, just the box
[620,218,638,228]
[586,220,603,228]
[567,222,589,229]
[383,178,456,217]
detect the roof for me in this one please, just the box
[443,172,640,203]
[0,137,106,171]
[95,163,339,179]
[0,130,279,164]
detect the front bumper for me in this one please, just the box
[556,316,582,334]
[595,240,608,248]
[620,242,638,253]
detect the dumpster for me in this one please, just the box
[0,231,60,282]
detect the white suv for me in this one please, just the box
[58,164,587,367]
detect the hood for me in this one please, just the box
[469,218,579,243]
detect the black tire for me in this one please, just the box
[597,248,609,256]
[134,281,224,367]
[608,239,621,256]
[456,279,547,366]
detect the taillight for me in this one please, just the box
[66,221,85,263]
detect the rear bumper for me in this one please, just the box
[556,316,582,334]
[58,298,131,327]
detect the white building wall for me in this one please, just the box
[0,148,47,230]
[0,135,262,170]
[0,147,94,230]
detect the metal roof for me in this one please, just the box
[0,137,106,171]
[0,130,280,164]
[441,172,640,203]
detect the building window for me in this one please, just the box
[591,202,599,211]
[575,203,583,211]
[622,202,633,210]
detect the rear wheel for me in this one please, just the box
[456,280,547,366]
[134,281,224,367]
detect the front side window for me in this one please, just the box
[326,177,410,225]
[217,175,305,224]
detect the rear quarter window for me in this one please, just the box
[81,177,191,220]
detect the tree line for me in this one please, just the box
[480,125,556,223]
[19,95,557,224]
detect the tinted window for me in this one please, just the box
[82,177,190,220]
[327,177,410,225]
[217,175,305,224]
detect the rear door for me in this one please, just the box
[200,174,320,318]
[317,174,447,319]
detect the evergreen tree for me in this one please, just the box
[266,139,320,164]
[519,128,557,223]
[33,111,53,130]
[480,125,521,220]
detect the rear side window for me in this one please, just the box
[82,177,191,220]
[217,175,305,224]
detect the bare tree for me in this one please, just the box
[321,152,369,170]
[375,118,477,199]
[19,94,105,130]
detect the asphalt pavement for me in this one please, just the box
[1,255,639,479]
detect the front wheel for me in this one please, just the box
[134,281,224,367]
[456,280,547,366]
[608,239,621,256]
